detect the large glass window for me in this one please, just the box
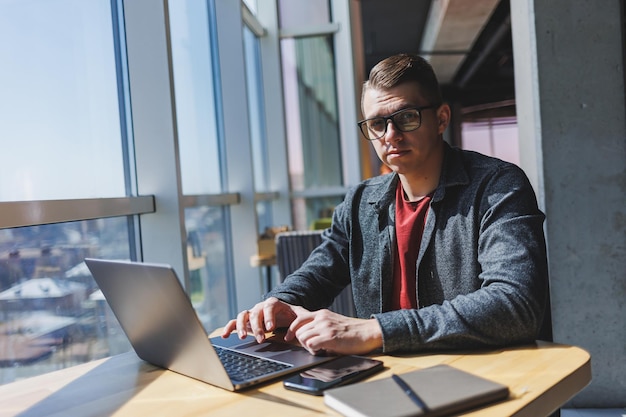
[0,0,126,201]
[243,27,270,195]
[277,0,346,230]
[281,35,343,228]
[0,0,138,384]
[169,0,234,330]
[243,26,274,234]
[169,0,223,195]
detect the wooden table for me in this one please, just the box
[0,341,590,417]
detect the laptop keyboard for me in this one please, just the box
[214,345,292,382]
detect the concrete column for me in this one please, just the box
[511,0,626,407]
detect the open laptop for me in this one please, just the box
[84,258,334,391]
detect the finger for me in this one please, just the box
[285,310,314,342]
[295,328,326,355]
[221,319,237,338]
[247,308,267,343]
[262,302,277,331]
[235,310,252,339]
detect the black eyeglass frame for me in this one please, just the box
[357,105,440,140]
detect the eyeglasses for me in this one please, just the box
[357,105,439,140]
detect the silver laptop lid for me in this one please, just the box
[85,258,234,390]
[84,258,333,391]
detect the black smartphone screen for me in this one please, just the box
[283,355,384,395]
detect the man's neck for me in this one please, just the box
[398,174,439,202]
[398,143,444,202]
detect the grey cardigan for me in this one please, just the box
[267,142,549,353]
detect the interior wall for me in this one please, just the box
[511,0,626,407]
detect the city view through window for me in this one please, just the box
[0,218,132,384]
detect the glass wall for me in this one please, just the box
[168,0,233,331]
[243,26,273,233]
[0,0,137,383]
[0,0,126,201]
[279,1,346,230]
[169,0,223,195]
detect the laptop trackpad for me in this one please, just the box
[211,335,312,360]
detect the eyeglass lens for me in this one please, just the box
[363,109,421,139]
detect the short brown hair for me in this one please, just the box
[362,54,442,108]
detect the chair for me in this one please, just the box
[275,230,356,317]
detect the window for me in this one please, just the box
[461,117,520,166]
[282,36,343,195]
[0,0,126,201]
[281,33,346,228]
[169,0,223,195]
[0,0,141,383]
[243,25,275,235]
[279,1,349,229]
[169,0,235,330]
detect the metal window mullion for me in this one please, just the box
[182,193,240,207]
[331,0,361,186]
[256,0,292,228]
[214,0,263,313]
[122,0,188,281]
[0,197,155,229]
[279,23,340,39]
[242,1,266,37]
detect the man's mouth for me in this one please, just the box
[386,149,408,158]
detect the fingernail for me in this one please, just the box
[265,321,272,329]
[238,330,245,339]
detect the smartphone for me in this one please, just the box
[283,355,384,395]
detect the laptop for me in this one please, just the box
[84,258,334,391]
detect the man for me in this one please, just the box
[222,54,548,356]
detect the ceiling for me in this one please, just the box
[358,0,515,111]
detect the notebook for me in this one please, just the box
[323,364,509,417]
[84,258,334,391]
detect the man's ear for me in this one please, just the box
[436,104,451,134]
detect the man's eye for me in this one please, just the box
[368,119,385,130]
[398,111,418,122]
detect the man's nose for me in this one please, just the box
[384,119,403,142]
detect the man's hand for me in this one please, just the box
[221,297,297,343]
[222,299,384,355]
[285,307,383,356]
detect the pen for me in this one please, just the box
[391,373,431,412]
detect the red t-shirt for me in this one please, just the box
[392,182,431,310]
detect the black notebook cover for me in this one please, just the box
[323,364,509,417]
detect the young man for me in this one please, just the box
[222,54,549,356]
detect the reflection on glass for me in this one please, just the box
[0,218,133,385]
[169,0,223,195]
[281,36,343,194]
[0,0,126,201]
[184,207,231,331]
